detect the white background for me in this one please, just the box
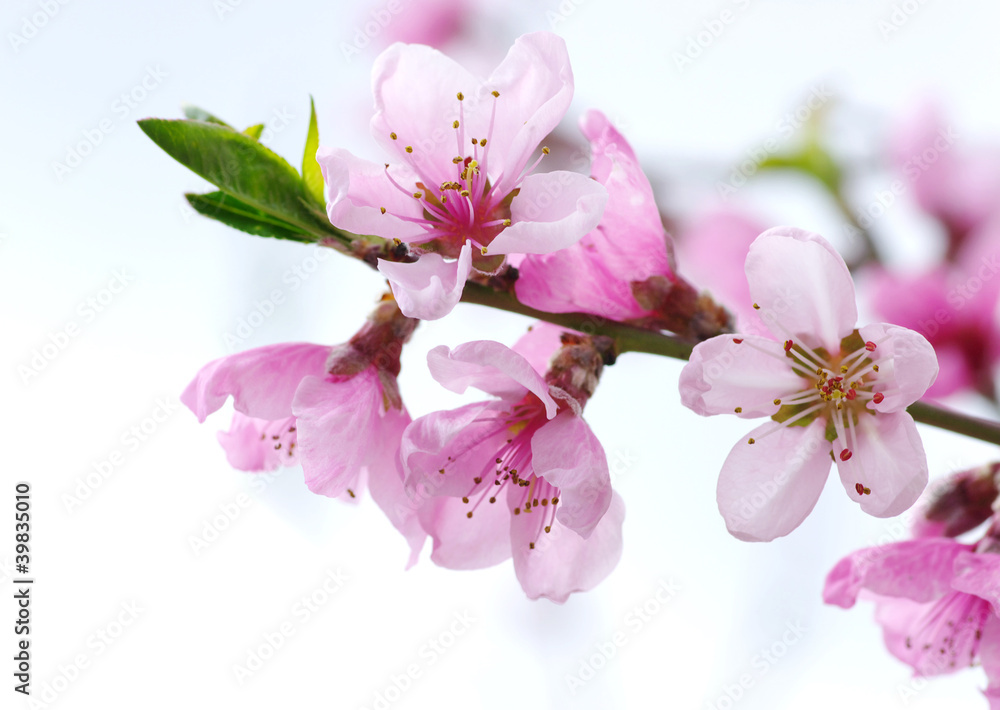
[3,0,999,708]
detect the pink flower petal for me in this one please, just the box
[511,321,567,375]
[485,32,575,191]
[370,42,481,181]
[952,550,1000,616]
[426,341,558,417]
[982,614,1000,694]
[401,401,513,499]
[858,323,939,413]
[716,418,831,542]
[679,334,805,419]
[510,490,625,604]
[417,493,512,570]
[491,171,607,255]
[292,371,383,498]
[216,413,297,472]
[365,408,426,569]
[319,148,427,241]
[834,412,928,518]
[823,538,969,608]
[181,342,330,422]
[530,410,612,538]
[745,227,858,352]
[578,109,673,277]
[377,240,472,320]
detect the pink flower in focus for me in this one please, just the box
[181,298,425,565]
[516,110,674,321]
[824,534,1000,706]
[319,32,607,320]
[679,227,939,541]
[400,332,624,602]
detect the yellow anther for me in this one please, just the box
[734,407,743,413]
[773,399,781,405]
[541,146,550,155]
[412,192,422,199]
[460,189,470,197]
[379,207,386,214]
[453,120,460,129]
[753,303,760,310]
[456,91,464,100]
[491,90,499,97]
[481,247,488,255]
[748,438,756,445]
[389,132,397,140]
[452,156,463,164]
[502,219,511,227]
[405,146,413,153]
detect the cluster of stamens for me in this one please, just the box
[378,90,549,256]
[436,398,560,550]
[731,327,895,499]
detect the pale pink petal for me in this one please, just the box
[426,341,558,417]
[366,408,426,569]
[952,550,1000,615]
[511,490,625,604]
[380,0,471,48]
[417,493,512,570]
[369,42,480,181]
[679,334,805,419]
[530,411,611,538]
[401,401,513,499]
[823,538,969,608]
[181,342,330,422]
[491,172,607,255]
[745,227,858,351]
[511,321,567,375]
[835,412,928,518]
[318,148,427,241]
[485,32,574,190]
[216,413,297,472]
[859,323,939,412]
[291,371,383,498]
[716,419,831,542]
[377,241,472,320]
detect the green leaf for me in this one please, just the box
[181,104,234,129]
[185,191,314,243]
[301,96,324,206]
[242,123,265,141]
[138,118,338,240]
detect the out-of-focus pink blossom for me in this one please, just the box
[320,32,607,320]
[891,101,1000,253]
[824,532,1000,705]
[400,332,623,602]
[680,227,938,541]
[867,217,1000,399]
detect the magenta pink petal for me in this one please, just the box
[530,411,611,538]
[417,493,512,570]
[952,550,1000,615]
[181,342,330,422]
[292,371,383,498]
[426,341,557,416]
[510,490,625,603]
[823,538,970,608]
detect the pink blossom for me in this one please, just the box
[866,219,1000,398]
[400,335,624,602]
[516,110,673,321]
[319,32,607,320]
[679,227,939,541]
[379,0,472,49]
[824,535,1000,705]
[181,300,425,566]
[891,101,1000,252]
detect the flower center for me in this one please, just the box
[379,90,548,263]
